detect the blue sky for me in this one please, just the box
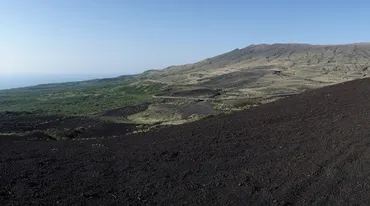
[0,0,369,87]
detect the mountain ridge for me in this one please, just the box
[140,42,370,100]
[145,42,370,72]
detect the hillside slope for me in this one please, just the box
[143,43,370,99]
[2,78,370,205]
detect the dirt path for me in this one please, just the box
[2,79,370,205]
[152,92,298,101]
[152,95,221,100]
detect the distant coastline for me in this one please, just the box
[0,73,122,90]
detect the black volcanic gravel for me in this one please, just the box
[2,79,370,205]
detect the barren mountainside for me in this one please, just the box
[142,43,370,100]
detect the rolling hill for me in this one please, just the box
[142,43,370,98]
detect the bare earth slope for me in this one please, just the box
[2,78,370,205]
[143,43,370,101]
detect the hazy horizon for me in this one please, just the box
[0,73,124,90]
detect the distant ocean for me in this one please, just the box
[0,73,122,90]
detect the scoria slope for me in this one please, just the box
[2,78,370,205]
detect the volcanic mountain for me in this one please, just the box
[142,43,370,100]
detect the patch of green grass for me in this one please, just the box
[0,132,26,136]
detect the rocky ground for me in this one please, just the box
[2,78,370,205]
[0,112,138,142]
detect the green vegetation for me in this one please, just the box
[0,77,166,116]
[0,132,25,136]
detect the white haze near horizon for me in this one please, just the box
[0,73,124,90]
